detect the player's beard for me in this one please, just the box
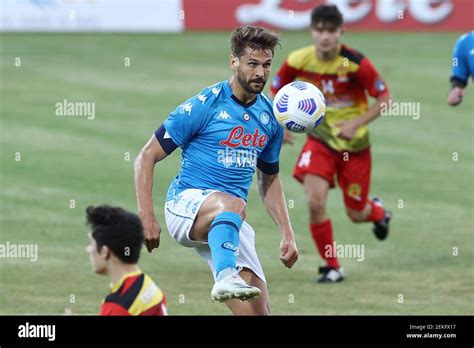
[237,69,266,94]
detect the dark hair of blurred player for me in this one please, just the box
[87,204,143,265]
[310,4,343,59]
[86,205,167,316]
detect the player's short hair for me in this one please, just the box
[230,25,280,58]
[311,4,344,28]
[86,205,144,264]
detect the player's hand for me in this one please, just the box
[283,129,295,145]
[141,213,161,253]
[279,237,298,268]
[447,87,464,106]
[335,120,358,141]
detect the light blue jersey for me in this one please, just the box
[156,80,283,202]
[451,31,474,87]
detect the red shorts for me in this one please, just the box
[293,136,371,211]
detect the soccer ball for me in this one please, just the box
[273,81,326,133]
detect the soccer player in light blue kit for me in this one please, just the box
[447,31,474,106]
[134,26,298,315]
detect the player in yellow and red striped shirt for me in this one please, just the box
[86,205,167,315]
[270,5,392,283]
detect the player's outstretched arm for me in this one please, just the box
[336,93,391,141]
[257,169,298,268]
[134,135,169,253]
[448,34,469,106]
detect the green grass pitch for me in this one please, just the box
[0,31,472,315]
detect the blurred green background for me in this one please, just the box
[0,32,472,314]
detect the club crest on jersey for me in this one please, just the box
[375,79,386,92]
[348,184,362,201]
[219,126,267,148]
[243,113,250,121]
[259,112,270,125]
[337,63,350,82]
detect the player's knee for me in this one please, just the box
[346,208,364,223]
[218,196,247,221]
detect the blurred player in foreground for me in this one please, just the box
[134,25,298,315]
[85,205,167,315]
[447,31,473,106]
[270,5,391,283]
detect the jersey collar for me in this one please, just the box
[110,269,142,292]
